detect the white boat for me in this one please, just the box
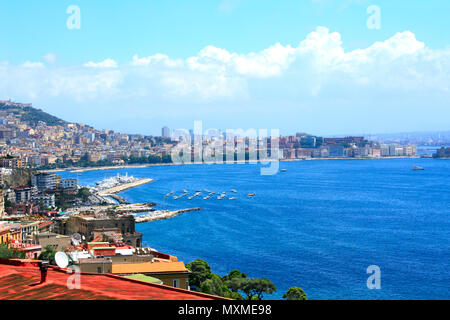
[165,191,175,197]
[229,197,236,200]
[412,166,424,171]
[230,189,237,193]
[203,196,210,200]
[280,169,287,172]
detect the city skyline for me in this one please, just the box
[1,1,449,136]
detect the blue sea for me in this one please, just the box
[59,158,450,300]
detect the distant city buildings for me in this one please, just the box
[162,126,171,138]
[433,147,450,158]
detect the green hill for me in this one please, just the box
[0,101,66,127]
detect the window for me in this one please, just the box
[97,267,102,273]
[173,279,180,288]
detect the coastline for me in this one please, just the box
[38,155,426,173]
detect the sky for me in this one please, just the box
[1,0,450,136]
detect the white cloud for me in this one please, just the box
[43,53,57,64]
[131,54,183,68]
[2,27,450,104]
[83,59,118,68]
[21,61,45,68]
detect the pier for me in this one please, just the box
[135,208,201,223]
[97,178,153,196]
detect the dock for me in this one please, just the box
[98,178,153,196]
[135,208,201,223]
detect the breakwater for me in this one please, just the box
[98,178,153,196]
[135,208,201,223]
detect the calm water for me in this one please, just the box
[60,158,450,300]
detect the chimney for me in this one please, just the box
[38,260,49,284]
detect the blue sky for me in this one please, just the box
[1,0,450,136]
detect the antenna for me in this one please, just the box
[55,252,69,269]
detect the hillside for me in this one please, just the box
[0,100,66,127]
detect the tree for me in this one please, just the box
[77,187,91,202]
[225,277,276,300]
[222,269,246,282]
[283,287,308,300]
[240,278,276,300]
[199,274,228,297]
[38,245,56,265]
[185,259,213,288]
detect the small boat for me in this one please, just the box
[230,189,237,193]
[165,190,175,198]
[280,169,287,172]
[228,197,236,200]
[411,166,424,171]
[183,189,188,193]
[248,193,255,197]
[203,196,210,200]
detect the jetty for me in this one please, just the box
[135,208,201,223]
[97,178,153,196]
[66,202,157,215]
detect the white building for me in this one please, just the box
[61,178,78,190]
[31,194,55,209]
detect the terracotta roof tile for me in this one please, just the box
[0,262,225,300]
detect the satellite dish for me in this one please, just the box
[55,252,69,269]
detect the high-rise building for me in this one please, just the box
[31,172,56,191]
[162,126,171,138]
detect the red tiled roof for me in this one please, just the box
[0,260,227,300]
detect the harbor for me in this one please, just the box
[96,176,154,196]
[135,208,202,223]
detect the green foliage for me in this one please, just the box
[77,187,91,202]
[186,259,278,300]
[238,278,277,300]
[0,103,65,127]
[283,287,308,300]
[185,259,213,287]
[222,269,247,282]
[0,244,25,259]
[38,245,56,265]
[199,274,230,297]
